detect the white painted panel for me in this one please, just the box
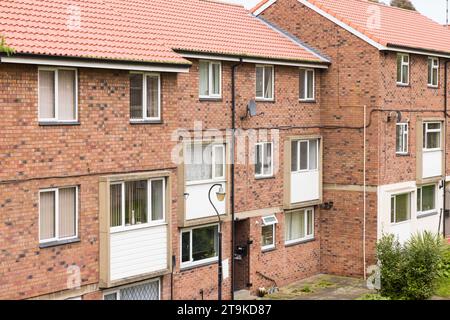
[290,171,319,204]
[110,225,168,281]
[185,182,226,220]
[422,150,442,178]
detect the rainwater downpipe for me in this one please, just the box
[363,104,367,280]
[443,60,449,237]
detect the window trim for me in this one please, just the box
[396,122,409,155]
[261,223,276,251]
[198,60,222,99]
[129,72,161,122]
[417,184,437,216]
[284,208,314,245]
[38,67,78,123]
[291,139,319,173]
[255,64,275,101]
[423,121,442,151]
[390,192,412,225]
[427,57,439,88]
[185,142,226,185]
[109,177,166,233]
[396,53,410,86]
[103,278,161,300]
[180,223,220,268]
[299,68,315,101]
[255,142,274,178]
[38,186,79,244]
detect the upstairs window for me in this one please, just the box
[185,143,225,183]
[423,122,441,150]
[255,142,273,178]
[256,65,274,100]
[199,61,221,98]
[291,139,318,172]
[396,53,409,85]
[38,68,77,122]
[417,184,436,215]
[130,73,161,121]
[390,192,411,223]
[428,57,439,87]
[299,68,315,101]
[396,123,408,154]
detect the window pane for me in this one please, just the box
[120,282,159,300]
[285,211,305,241]
[396,55,402,82]
[151,180,164,221]
[428,123,441,130]
[428,59,432,84]
[125,180,147,225]
[192,225,218,261]
[256,67,263,98]
[130,74,143,119]
[59,187,76,238]
[263,143,272,175]
[291,141,298,172]
[39,70,55,119]
[396,125,403,152]
[421,185,435,212]
[402,65,408,84]
[199,61,209,96]
[104,293,117,300]
[40,191,55,240]
[264,67,273,99]
[299,141,308,170]
[309,140,317,170]
[395,193,410,223]
[426,132,440,149]
[307,70,314,99]
[390,197,395,223]
[255,144,262,175]
[185,144,212,182]
[58,70,76,120]
[417,188,421,212]
[212,63,220,95]
[307,210,313,235]
[110,184,122,227]
[146,75,159,119]
[299,69,306,99]
[181,232,190,263]
[432,68,438,86]
[213,145,225,179]
[261,225,274,247]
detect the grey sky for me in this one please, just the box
[237,0,448,25]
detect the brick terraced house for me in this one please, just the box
[0,0,449,300]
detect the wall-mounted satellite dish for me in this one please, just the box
[241,100,263,120]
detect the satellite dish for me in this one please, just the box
[248,100,257,117]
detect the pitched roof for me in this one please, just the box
[0,0,328,65]
[252,0,450,56]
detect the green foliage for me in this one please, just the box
[377,232,446,300]
[356,293,391,300]
[0,36,15,56]
[435,277,450,298]
[390,0,416,11]
[440,245,450,278]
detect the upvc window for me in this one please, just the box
[129,73,161,121]
[396,123,408,154]
[39,186,78,243]
[256,65,274,100]
[181,224,219,267]
[396,53,409,85]
[390,192,411,223]
[38,67,77,122]
[285,208,314,244]
[423,122,442,150]
[299,68,315,101]
[255,142,273,177]
[261,215,278,251]
[291,139,319,172]
[103,279,160,300]
[428,57,439,87]
[417,184,436,215]
[199,61,221,98]
[109,178,165,230]
[185,143,225,183]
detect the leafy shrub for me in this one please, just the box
[440,245,450,279]
[356,293,391,300]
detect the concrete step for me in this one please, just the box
[234,289,257,300]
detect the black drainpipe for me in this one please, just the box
[444,60,449,238]
[231,59,243,300]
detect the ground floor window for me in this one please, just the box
[261,215,277,251]
[181,224,219,267]
[103,279,160,300]
[285,208,314,244]
[391,192,411,223]
[417,184,436,215]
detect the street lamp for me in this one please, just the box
[208,183,226,300]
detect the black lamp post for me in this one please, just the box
[208,183,226,300]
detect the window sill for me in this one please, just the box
[199,97,222,102]
[180,259,218,272]
[396,152,410,157]
[299,99,317,104]
[285,237,315,247]
[261,246,276,253]
[255,98,275,103]
[417,211,439,219]
[39,238,80,249]
[110,222,167,234]
[396,83,410,88]
[427,85,439,89]
[39,121,80,126]
[129,120,163,125]
[255,175,275,181]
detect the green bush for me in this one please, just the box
[376,232,446,300]
[440,245,450,279]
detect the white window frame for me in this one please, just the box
[38,67,78,123]
[129,72,161,122]
[417,184,437,216]
[390,192,412,225]
[291,139,319,173]
[180,223,219,268]
[38,186,79,244]
[428,57,439,88]
[397,53,410,85]
[261,214,278,251]
[396,122,408,154]
[103,278,160,300]
[255,142,273,178]
[423,121,442,151]
[284,208,314,245]
[185,142,226,185]
[299,68,315,101]
[109,178,166,233]
[255,65,274,101]
[199,60,222,99]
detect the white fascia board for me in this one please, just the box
[252,0,277,16]
[242,58,328,69]
[0,56,190,73]
[382,47,450,59]
[180,53,241,62]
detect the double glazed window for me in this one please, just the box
[423,122,442,150]
[396,53,409,85]
[390,192,411,223]
[38,68,77,122]
[291,139,318,172]
[417,184,436,214]
[261,215,278,251]
[285,209,314,244]
[428,57,439,87]
[185,143,225,183]
[299,68,315,101]
[104,280,160,300]
[110,178,165,229]
[256,65,274,100]
[129,73,161,121]
[39,187,78,243]
[181,224,218,266]
[199,61,221,98]
[255,142,273,177]
[396,123,408,154]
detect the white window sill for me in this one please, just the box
[285,236,314,247]
[199,95,222,100]
[390,219,411,226]
[427,85,439,89]
[299,98,316,103]
[396,82,410,87]
[255,98,274,102]
[129,119,161,124]
[261,245,275,252]
[180,257,218,270]
[110,221,167,234]
[396,152,409,156]
[39,237,80,248]
[417,210,439,219]
[39,121,79,126]
[423,148,442,153]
